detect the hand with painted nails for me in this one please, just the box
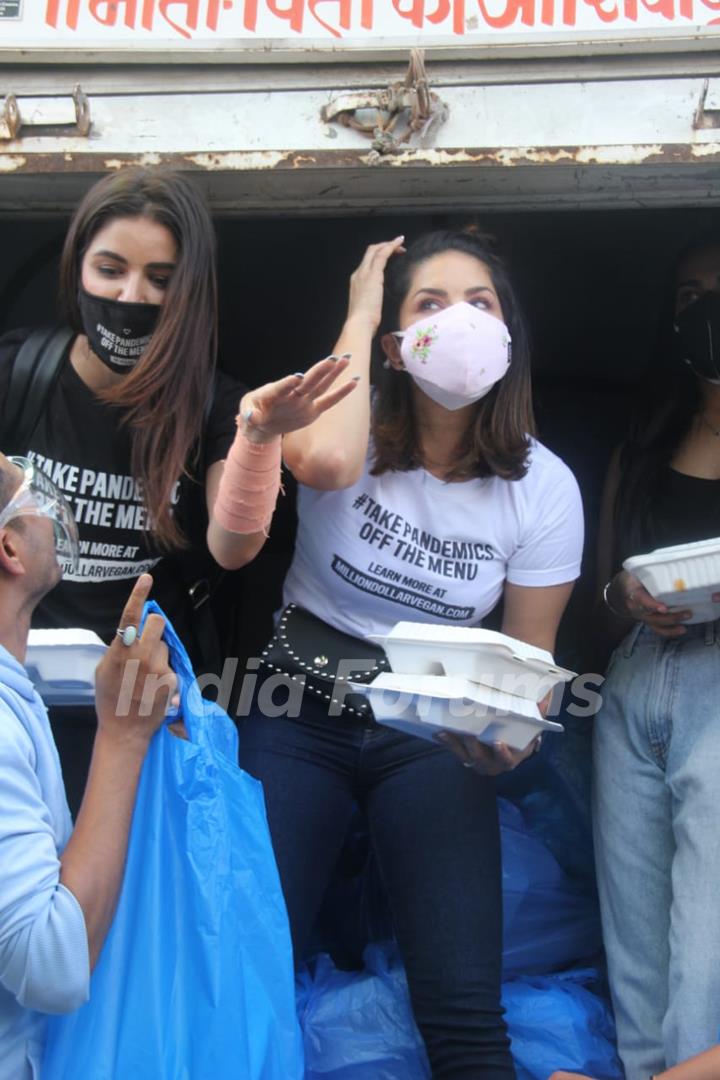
[346,236,406,334]
[238,354,360,443]
[435,730,539,776]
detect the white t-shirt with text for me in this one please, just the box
[283,438,584,641]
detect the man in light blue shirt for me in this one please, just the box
[0,453,176,1078]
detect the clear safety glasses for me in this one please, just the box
[0,456,79,573]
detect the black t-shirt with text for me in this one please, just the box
[0,328,244,643]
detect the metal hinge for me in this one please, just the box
[321,49,448,159]
[0,84,90,141]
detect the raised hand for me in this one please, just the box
[95,573,177,743]
[239,355,360,443]
[345,237,406,333]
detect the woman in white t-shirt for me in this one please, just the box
[240,228,584,1078]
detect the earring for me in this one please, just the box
[382,358,391,369]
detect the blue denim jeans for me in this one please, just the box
[593,620,720,1080]
[240,694,515,1079]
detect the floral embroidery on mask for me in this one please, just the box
[411,324,438,363]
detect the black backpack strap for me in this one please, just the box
[173,383,225,676]
[4,326,74,455]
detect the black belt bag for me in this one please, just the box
[260,603,390,718]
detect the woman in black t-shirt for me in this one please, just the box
[0,168,355,652]
[594,239,720,1079]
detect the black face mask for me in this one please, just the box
[79,287,160,374]
[673,291,720,383]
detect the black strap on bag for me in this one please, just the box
[3,326,224,676]
[3,326,74,454]
[172,430,226,679]
[172,538,224,678]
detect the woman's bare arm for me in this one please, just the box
[439,580,575,774]
[598,447,691,639]
[283,238,405,491]
[501,580,575,654]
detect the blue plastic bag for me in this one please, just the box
[504,968,623,1080]
[43,602,303,1080]
[497,701,596,884]
[297,945,621,1080]
[298,944,430,1080]
[310,798,601,976]
[500,799,602,975]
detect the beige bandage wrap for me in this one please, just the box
[213,424,282,536]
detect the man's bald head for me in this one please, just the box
[0,452,62,659]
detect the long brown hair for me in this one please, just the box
[59,167,218,548]
[372,229,535,481]
[613,233,720,566]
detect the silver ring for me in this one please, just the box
[116,625,137,647]
[462,760,476,769]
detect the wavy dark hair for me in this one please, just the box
[59,167,218,549]
[371,228,534,481]
[613,234,720,566]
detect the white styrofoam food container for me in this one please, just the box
[25,628,106,705]
[350,673,563,751]
[367,622,575,702]
[624,536,720,625]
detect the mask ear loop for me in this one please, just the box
[674,312,698,374]
[707,315,720,381]
[675,316,692,372]
[677,312,720,382]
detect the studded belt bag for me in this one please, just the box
[260,603,390,718]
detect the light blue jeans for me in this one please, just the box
[593,620,720,1080]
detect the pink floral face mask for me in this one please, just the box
[394,301,511,411]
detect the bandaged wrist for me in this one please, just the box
[213,425,282,535]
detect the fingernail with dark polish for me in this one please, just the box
[352,375,362,382]
[341,352,352,359]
